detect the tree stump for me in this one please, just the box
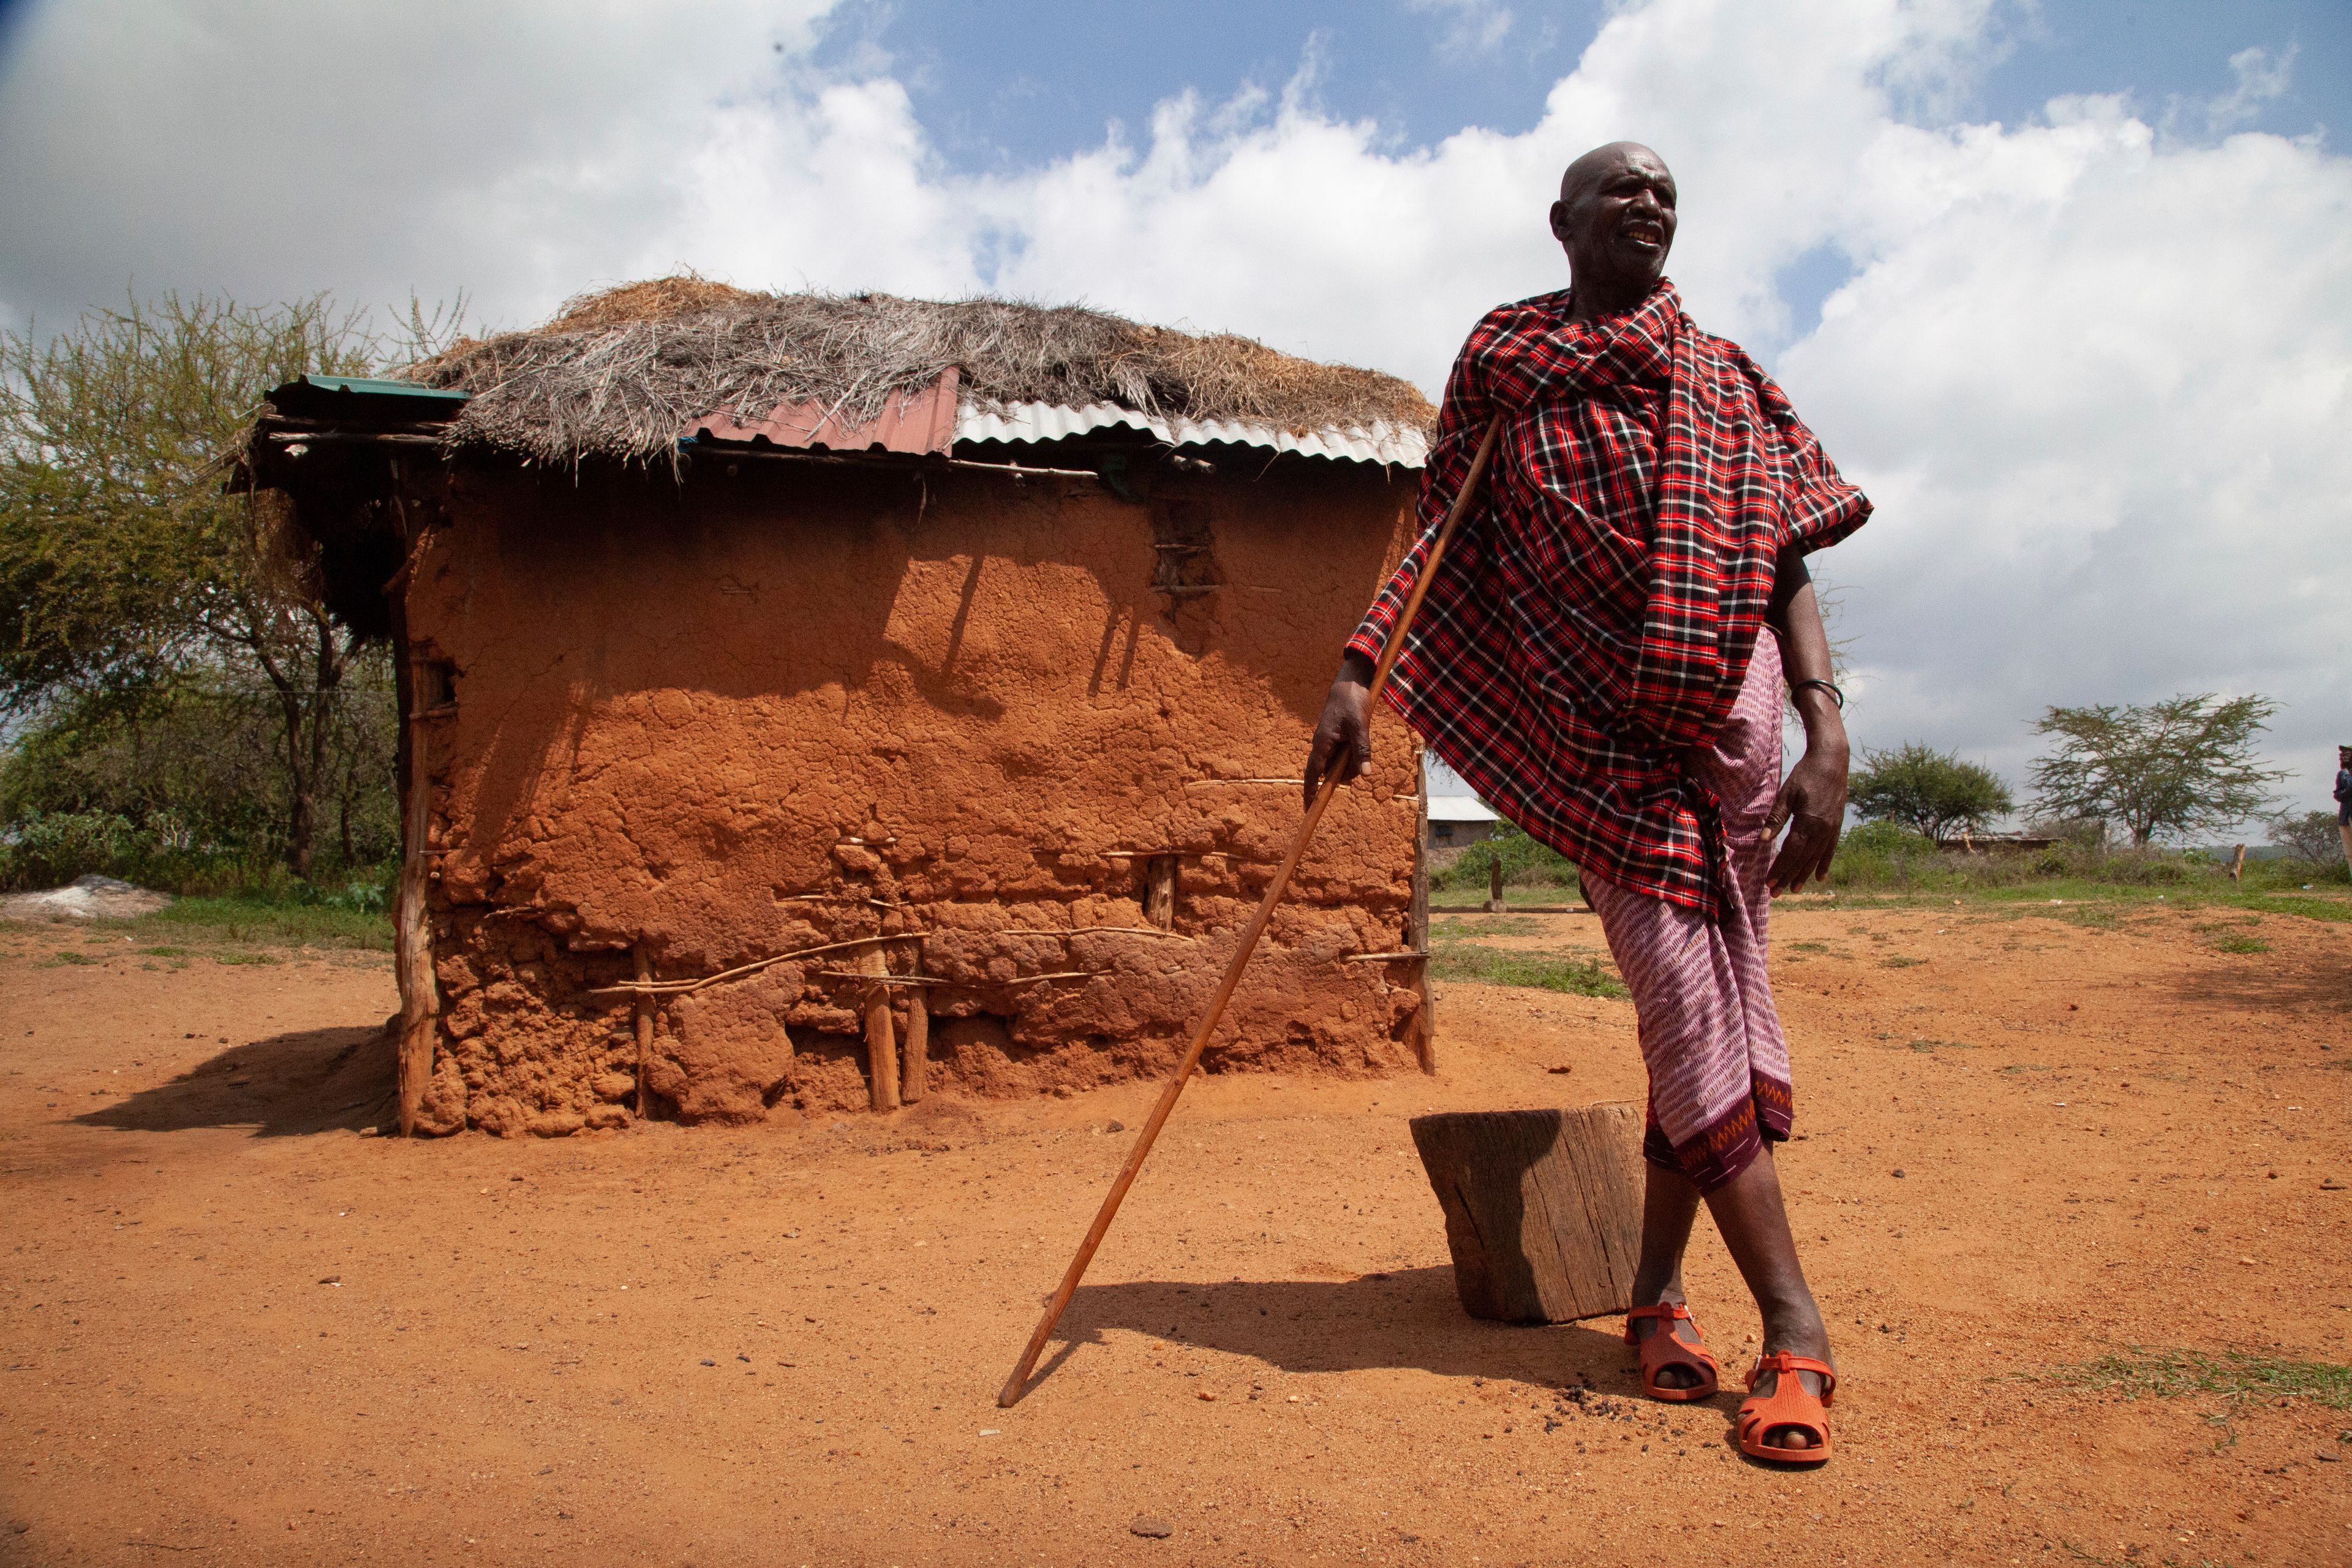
[1408,1103,1644,1323]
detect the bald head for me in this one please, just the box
[1560,141,1667,204]
[1549,142,1678,323]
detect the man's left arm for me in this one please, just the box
[1763,545,1848,893]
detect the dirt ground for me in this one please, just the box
[2,897,2348,1566]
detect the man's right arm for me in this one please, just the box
[1296,307,1516,811]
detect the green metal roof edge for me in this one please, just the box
[288,374,472,401]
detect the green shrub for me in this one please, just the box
[1432,822,1580,893]
[0,810,141,889]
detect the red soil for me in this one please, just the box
[2,897,2347,1565]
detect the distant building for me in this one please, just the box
[1428,796,1499,849]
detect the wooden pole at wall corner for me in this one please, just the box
[393,680,440,1137]
[633,946,655,1119]
[995,412,1507,1408]
[1409,746,1436,1075]
[861,947,900,1113]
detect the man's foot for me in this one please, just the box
[1743,1348,1836,1455]
[1624,1301,1719,1400]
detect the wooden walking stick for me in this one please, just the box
[997,412,1508,1407]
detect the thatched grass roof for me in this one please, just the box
[400,278,1435,468]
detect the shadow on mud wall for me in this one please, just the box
[79,1020,396,1137]
[1046,1268,1634,1392]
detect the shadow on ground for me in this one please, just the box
[79,1019,396,1137]
[2166,941,2352,1016]
[1044,1267,1638,1390]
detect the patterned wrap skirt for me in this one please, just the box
[1581,627,1793,1193]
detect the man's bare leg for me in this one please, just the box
[1702,1142,1833,1449]
[1627,1161,1707,1387]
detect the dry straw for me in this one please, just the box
[399,277,1434,470]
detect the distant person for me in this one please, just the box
[1306,143,1868,1463]
[2337,745,2351,867]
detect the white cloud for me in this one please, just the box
[3,0,2345,824]
[2198,43,2296,137]
[1406,0,1516,60]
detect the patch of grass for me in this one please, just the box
[1879,956,1927,968]
[1428,915,1542,938]
[1788,940,1833,954]
[2000,1063,2051,1073]
[211,952,282,967]
[1897,1038,1975,1052]
[2217,893,2352,923]
[99,897,394,953]
[2209,933,2271,954]
[1426,944,1624,999]
[43,950,100,966]
[2043,1347,2352,1410]
[1428,886,1590,911]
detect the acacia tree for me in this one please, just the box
[1849,742,2013,845]
[2267,810,2344,869]
[0,292,374,877]
[2027,695,2288,848]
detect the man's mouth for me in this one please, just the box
[1622,220,1665,251]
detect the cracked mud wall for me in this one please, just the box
[402,458,1428,1135]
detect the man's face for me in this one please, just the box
[1548,145,1678,298]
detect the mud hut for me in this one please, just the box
[237,280,1440,1137]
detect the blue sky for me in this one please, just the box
[813,0,2347,344]
[823,0,2346,177]
[1,1,2347,828]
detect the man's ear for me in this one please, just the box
[1548,198,1571,244]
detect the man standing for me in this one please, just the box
[1305,143,1868,1461]
[2335,745,2351,869]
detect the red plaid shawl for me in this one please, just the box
[1349,280,1870,915]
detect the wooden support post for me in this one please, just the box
[1142,854,1177,931]
[900,985,930,1104]
[2229,843,2247,883]
[633,946,655,1119]
[393,701,440,1137]
[1408,1104,1645,1322]
[1409,747,1436,1074]
[1486,850,1506,913]
[861,947,900,1113]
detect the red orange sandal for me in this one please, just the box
[1738,1351,1836,1464]
[1623,1302,1721,1402]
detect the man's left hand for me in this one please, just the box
[1765,744,1847,894]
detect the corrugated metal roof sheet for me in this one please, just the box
[685,369,960,454]
[954,401,1428,469]
[1427,797,1499,822]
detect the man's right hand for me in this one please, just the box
[1302,651,1378,810]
